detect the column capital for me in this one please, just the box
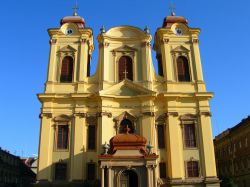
[161,38,169,44]
[199,111,212,117]
[166,112,179,117]
[39,113,53,119]
[49,39,57,45]
[142,112,155,117]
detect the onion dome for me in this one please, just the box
[162,12,188,28]
[60,16,85,28]
[109,125,147,153]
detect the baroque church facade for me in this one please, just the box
[36,9,220,187]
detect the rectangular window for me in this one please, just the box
[88,125,96,150]
[187,161,199,177]
[157,125,165,148]
[57,125,69,149]
[184,124,196,147]
[55,163,67,180]
[87,163,96,180]
[159,162,166,178]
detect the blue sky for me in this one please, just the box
[0,0,249,157]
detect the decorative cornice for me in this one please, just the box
[74,112,87,118]
[39,113,52,119]
[96,112,112,118]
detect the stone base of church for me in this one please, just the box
[158,177,220,187]
[33,180,101,187]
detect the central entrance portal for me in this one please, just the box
[120,170,138,187]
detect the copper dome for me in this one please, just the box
[60,16,85,28]
[162,15,188,28]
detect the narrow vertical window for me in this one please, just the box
[87,54,91,77]
[157,125,165,148]
[157,54,163,76]
[159,162,166,178]
[57,125,69,149]
[184,124,196,147]
[88,125,96,150]
[60,56,73,82]
[87,163,96,180]
[55,163,67,180]
[187,161,199,177]
[118,56,133,81]
[177,56,190,82]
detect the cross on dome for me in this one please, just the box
[73,4,79,16]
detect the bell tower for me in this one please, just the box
[45,11,94,93]
[154,12,206,92]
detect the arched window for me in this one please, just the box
[119,119,134,133]
[60,56,73,82]
[176,56,190,82]
[118,56,133,81]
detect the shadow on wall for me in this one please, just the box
[33,152,101,187]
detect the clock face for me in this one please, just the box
[65,28,74,35]
[175,28,183,36]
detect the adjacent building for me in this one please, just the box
[36,9,220,187]
[214,116,250,187]
[0,148,36,187]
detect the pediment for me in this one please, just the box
[59,45,77,52]
[112,45,137,52]
[54,114,72,122]
[171,45,190,53]
[99,79,156,97]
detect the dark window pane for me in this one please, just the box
[57,125,69,149]
[87,163,95,180]
[55,163,67,180]
[119,56,133,81]
[184,124,196,147]
[157,54,163,76]
[157,125,165,148]
[88,125,96,150]
[187,161,199,177]
[119,119,134,134]
[177,56,190,82]
[159,162,166,178]
[60,56,73,82]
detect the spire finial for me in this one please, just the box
[73,1,79,16]
[169,0,175,16]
